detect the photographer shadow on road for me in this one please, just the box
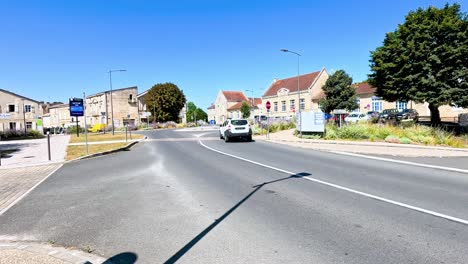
[164,171,312,264]
[85,252,137,264]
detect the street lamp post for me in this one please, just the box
[108,69,127,135]
[280,49,302,137]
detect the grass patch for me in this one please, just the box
[66,143,129,160]
[69,133,144,143]
[322,123,468,148]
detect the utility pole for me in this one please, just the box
[108,69,127,135]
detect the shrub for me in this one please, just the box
[385,135,400,143]
[67,125,85,134]
[400,137,412,144]
[336,124,369,139]
[0,129,44,140]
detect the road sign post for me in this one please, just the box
[265,101,271,140]
[70,98,84,137]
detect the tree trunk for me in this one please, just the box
[428,103,441,126]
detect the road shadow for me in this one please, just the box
[84,252,138,264]
[225,138,256,143]
[163,171,312,264]
[0,148,20,159]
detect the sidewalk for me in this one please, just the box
[0,135,70,168]
[254,129,468,157]
[0,241,107,264]
[0,164,61,215]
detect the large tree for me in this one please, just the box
[146,82,186,122]
[369,4,468,124]
[186,101,208,122]
[319,70,358,114]
[240,101,251,118]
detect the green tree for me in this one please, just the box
[369,4,468,125]
[186,102,208,122]
[195,108,208,122]
[240,101,251,118]
[146,82,186,122]
[186,102,197,122]
[319,70,358,114]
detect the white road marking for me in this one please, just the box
[330,151,468,174]
[198,140,468,226]
[0,164,63,216]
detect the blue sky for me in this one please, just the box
[1,0,466,110]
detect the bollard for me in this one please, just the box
[125,126,128,142]
[47,132,51,161]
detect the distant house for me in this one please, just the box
[262,69,329,118]
[0,89,43,132]
[86,86,138,127]
[226,97,263,119]
[354,82,468,120]
[44,103,85,128]
[207,104,215,123]
[214,90,249,124]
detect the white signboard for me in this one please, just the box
[0,113,11,119]
[297,111,325,132]
[140,112,152,117]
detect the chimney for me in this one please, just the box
[272,78,278,84]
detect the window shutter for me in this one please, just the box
[16,104,19,113]
[32,106,36,113]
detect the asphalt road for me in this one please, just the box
[0,129,467,264]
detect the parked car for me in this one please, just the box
[219,119,252,142]
[396,109,419,121]
[366,111,380,118]
[344,112,369,123]
[379,109,399,120]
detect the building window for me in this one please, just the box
[281,101,286,112]
[26,122,33,130]
[396,101,407,111]
[24,105,32,112]
[290,99,295,111]
[8,105,15,112]
[300,98,305,110]
[273,102,278,112]
[129,94,133,100]
[372,96,382,112]
[355,97,360,112]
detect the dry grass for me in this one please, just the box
[69,133,144,143]
[66,143,129,160]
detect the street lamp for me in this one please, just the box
[245,89,254,119]
[108,69,127,135]
[280,49,302,137]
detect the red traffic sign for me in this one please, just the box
[266,101,271,110]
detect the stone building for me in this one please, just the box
[214,91,249,124]
[354,82,468,120]
[226,98,263,120]
[207,104,215,123]
[86,86,138,127]
[43,103,85,128]
[0,89,43,132]
[262,69,329,119]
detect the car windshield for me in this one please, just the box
[349,114,358,117]
[231,120,248,125]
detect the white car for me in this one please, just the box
[344,112,369,123]
[219,119,252,142]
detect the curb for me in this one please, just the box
[254,137,468,152]
[0,240,108,264]
[66,137,146,163]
